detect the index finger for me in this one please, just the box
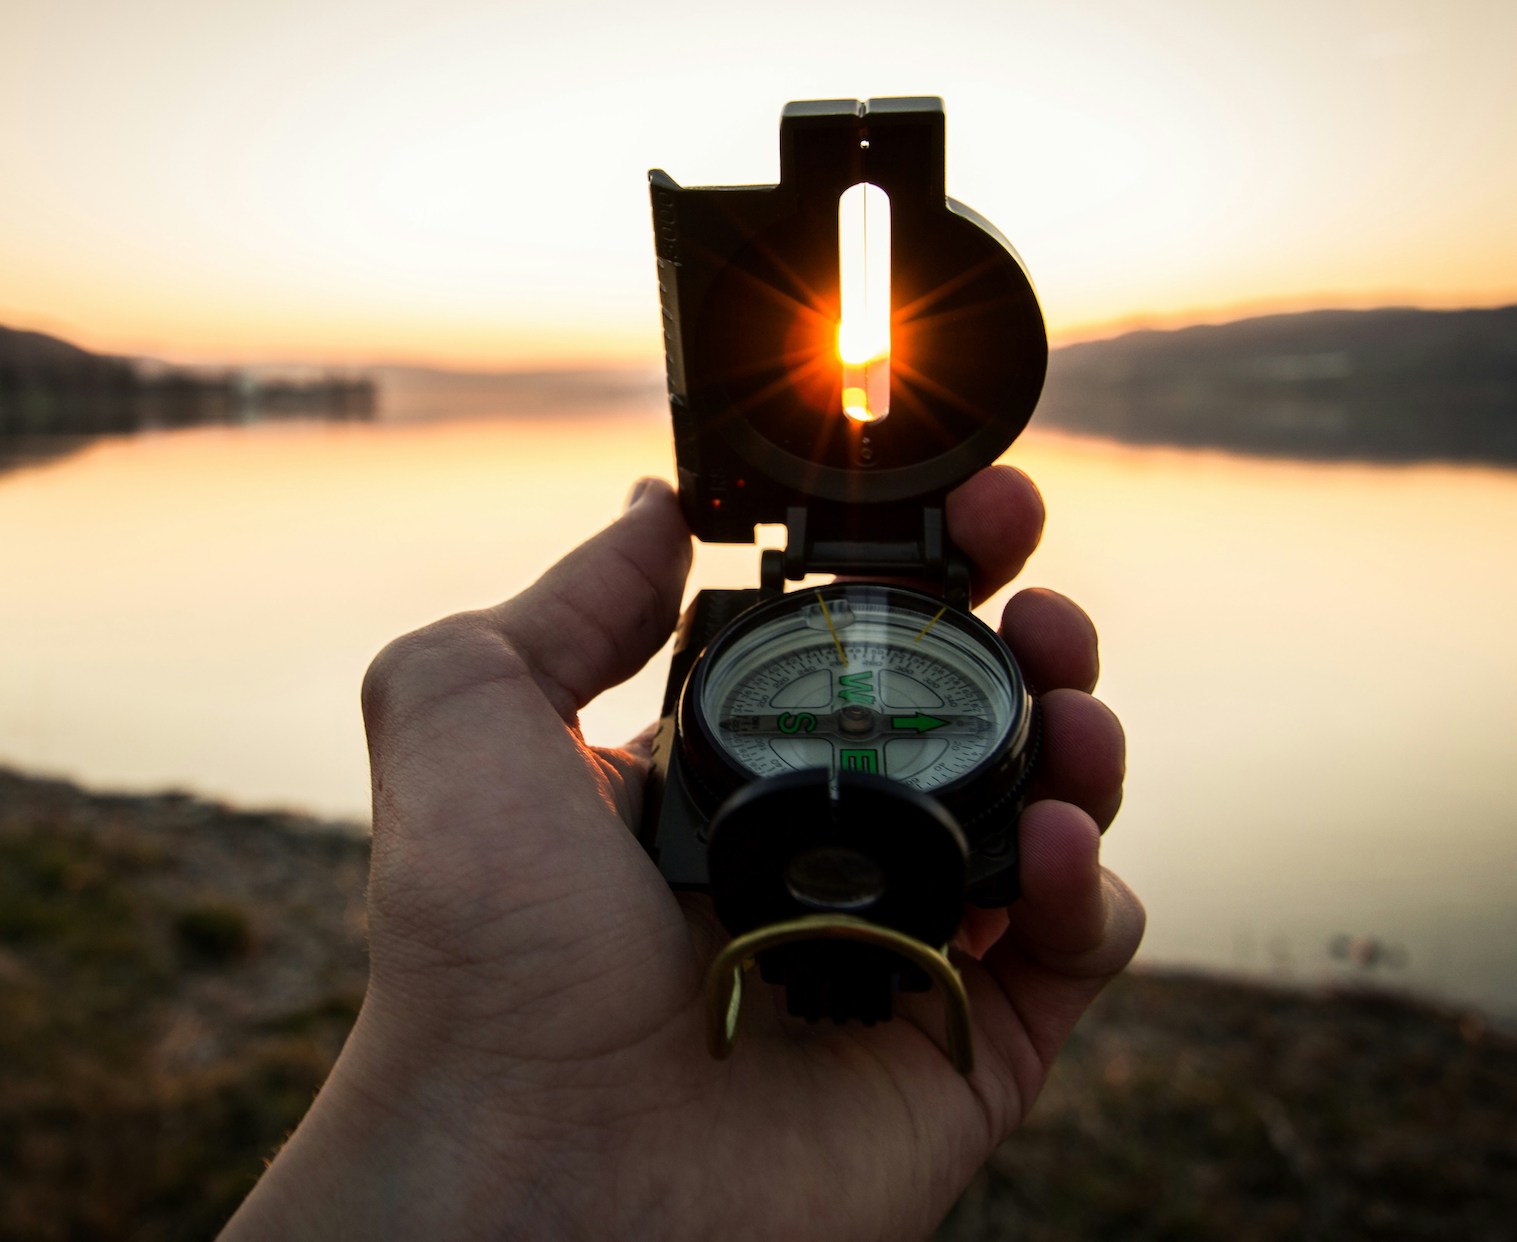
[945,464,1045,604]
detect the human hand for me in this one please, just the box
[223,469,1141,1242]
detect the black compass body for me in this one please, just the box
[641,98,1047,1034]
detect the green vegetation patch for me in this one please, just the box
[0,825,145,961]
[0,774,371,1240]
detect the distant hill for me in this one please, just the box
[0,325,140,436]
[0,326,373,439]
[1038,306,1517,464]
[0,324,119,372]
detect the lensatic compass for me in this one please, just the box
[641,98,1047,1073]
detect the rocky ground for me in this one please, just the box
[1,767,1513,1241]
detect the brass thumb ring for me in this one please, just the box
[704,913,975,1075]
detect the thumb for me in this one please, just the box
[487,477,692,723]
[356,481,697,1038]
[361,478,691,816]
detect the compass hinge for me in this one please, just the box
[763,504,971,610]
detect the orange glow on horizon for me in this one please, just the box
[0,297,665,372]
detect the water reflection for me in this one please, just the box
[1,414,1514,1021]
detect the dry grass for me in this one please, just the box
[0,771,366,1241]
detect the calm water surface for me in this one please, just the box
[3,409,1515,1020]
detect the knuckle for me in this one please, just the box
[361,612,516,729]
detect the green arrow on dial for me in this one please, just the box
[890,713,948,733]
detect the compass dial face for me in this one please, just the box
[686,585,1030,797]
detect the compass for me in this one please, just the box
[640,98,1048,1072]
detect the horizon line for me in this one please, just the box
[7,291,1516,378]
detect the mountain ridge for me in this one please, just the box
[1038,304,1517,462]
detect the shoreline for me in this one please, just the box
[1,762,1501,1027]
[3,764,1514,1237]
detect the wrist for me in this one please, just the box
[220,1004,600,1240]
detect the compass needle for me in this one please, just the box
[813,589,849,667]
[913,605,949,643]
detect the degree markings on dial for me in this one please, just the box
[724,643,986,715]
[718,710,983,736]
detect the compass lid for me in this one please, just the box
[649,97,1046,582]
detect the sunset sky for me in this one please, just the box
[3,0,1514,370]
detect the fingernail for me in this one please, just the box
[623,477,655,511]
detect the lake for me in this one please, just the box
[3,399,1515,1022]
